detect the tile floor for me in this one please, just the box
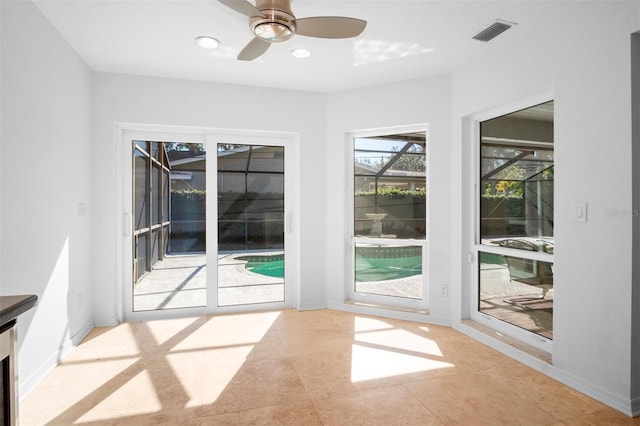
[20,309,639,425]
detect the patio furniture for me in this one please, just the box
[503,255,553,300]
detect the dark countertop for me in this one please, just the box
[0,295,38,328]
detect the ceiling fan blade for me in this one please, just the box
[238,37,271,61]
[295,17,367,39]
[218,0,265,18]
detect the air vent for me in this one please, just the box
[473,20,516,42]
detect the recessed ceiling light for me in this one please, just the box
[291,48,311,58]
[195,36,220,50]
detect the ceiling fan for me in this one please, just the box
[218,0,367,61]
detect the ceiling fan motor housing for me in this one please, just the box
[250,10,296,42]
[250,0,296,42]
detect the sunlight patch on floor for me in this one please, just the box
[350,342,454,383]
[356,328,444,358]
[76,370,162,423]
[141,316,203,347]
[353,316,396,333]
[201,345,256,405]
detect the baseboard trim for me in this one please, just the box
[297,301,327,311]
[20,320,94,400]
[454,320,637,418]
[93,316,119,327]
[631,396,640,417]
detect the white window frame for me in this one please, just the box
[467,93,554,353]
[346,124,430,312]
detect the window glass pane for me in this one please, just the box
[217,143,285,306]
[167,143,206,253]
[150,141,159,160]
[355,244,422,299]
[478,251,553,339]
[152,163,161,225]
[218,144,250,171]
[150,229,160,264]
[480,101,554,244]
[218,222,245,251]
[136,234,148,280]
[354,133,426,240]
[134,140,148,153]
[247,221,284,249]
[246,173,284,219]
[163,169,170,223]
[134,149,149,230]
[217,146,284,251]
[163,224,170,254]
[247,146,284,172]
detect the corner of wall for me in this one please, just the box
[20,318,93,400]
[630,29,640,414]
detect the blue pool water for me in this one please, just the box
[245,259,285,278]
[241,253,422,282]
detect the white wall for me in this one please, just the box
[326,0,640,415]
[452,1,639,415]
[91,73,327,322]
[325,74,453,322]
[0,0,94,396]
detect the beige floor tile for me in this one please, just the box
[273,309,356,336]
[403,370,558,425]
[201,358,308,416]
[63,322,143,362]
[245,332,288,362]
[434,334,525,374]
[20,309,635,426]
[312,385,443,426]
[202,400,322,425]
[277,327,355,357]
[20,357,142,425]
[72,407,203,426]
[492,365,608,421]
[289,349,400,399]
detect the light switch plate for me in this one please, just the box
[576,202,587,223]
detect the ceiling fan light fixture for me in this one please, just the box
[195,36,220,49]
[252,21,294,42]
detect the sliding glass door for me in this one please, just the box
[217,144,285,307]
[122,129,297,320]
[132,141,207,312]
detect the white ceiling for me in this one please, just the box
[33,0,577,93]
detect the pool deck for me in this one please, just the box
[133,251,423,311]
[134,254,551,339]
[133,252,284,311]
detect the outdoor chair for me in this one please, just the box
[503,255,553,300]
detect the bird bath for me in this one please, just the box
[365,213,387,237]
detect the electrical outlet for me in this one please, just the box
[441,285,448,297]
[77,202,87,217]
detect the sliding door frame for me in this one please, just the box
[115,124,299,322]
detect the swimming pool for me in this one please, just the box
[238,254,285,279]
[355,255,422,282]
[239,249,422,282]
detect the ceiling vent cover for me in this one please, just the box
[473,20,516,42]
